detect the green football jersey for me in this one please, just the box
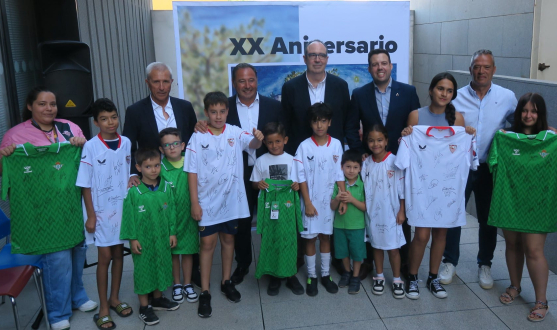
[255,179,303,279]
[160,156,198,255]
[488,130,557,233]
[120,180,177,294]
[1,142,84,255]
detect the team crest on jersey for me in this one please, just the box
[540,149,549,158]
[284,200,292,208]
[227,138,234,147]
[387,170,394,178]
[23,166,32,174]
[419,144,427,151]
[62,130,71,137]
[513,149,520,156]
[449,145,457,153]
[53,162,64,170]
[265,202,270,209]
[333,155,339,163]
[138,205,145,212]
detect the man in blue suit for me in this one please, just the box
[348,49,421,278]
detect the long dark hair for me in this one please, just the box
[510,93,548,134]
[429,72,458,126]
[22,86,56,121]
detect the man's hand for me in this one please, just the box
[291,181,300,191]
[169,235,177,248]
[257,180,269,190]
[191,203,203,221]
[128,176,140,188]
[69,136,87,147]
[253,128,264,141]
[194,120,209,133]
[85,216,96,233]
[305,203,318,217]
[0,144,16,157]
[130,239,142,254]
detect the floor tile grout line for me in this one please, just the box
[252,237,267,330]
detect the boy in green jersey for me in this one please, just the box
[158,127,199,304]
[120,148,180,326]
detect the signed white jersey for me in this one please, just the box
[395,126,478,228]
[362,153,406,250]
[185,124,253,226]
[76,134,131,246]
[292,136,344,235]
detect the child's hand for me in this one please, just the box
[361,153,369,162]
[69,136,87,147]
[128,176,140,188]
[252,128,264,141]
[291,181,300,191]
[130,240,142,255]
[169,235,177,248]
[191,203,203,221]
[339,202,347,215]
[339,191,354,204]
[305,203,318,217]
[258,180,269,190]
[85,216,96,233]
[396,209,406,225]
[465,126,476,136]
[401,126,413,137]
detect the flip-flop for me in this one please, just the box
[93,313,116,330]
[110,302,133,317]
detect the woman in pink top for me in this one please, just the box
[0,87,95,330]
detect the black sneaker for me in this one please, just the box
[138,305,159,326]
[221,280,242,303]
[338,271,351,288]
[198,291,212,318]
[306,277,318,296]
[285,276,304,295]
[267,276,281,296]
[230,266,249,285]
[172,284,184,303]
[151,295,180,311]
[405,274,420,299]
[427,276,448,299]
[321,275,339,294]
[348,276,361,294]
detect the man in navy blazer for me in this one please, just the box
[123,62,197,176]
[348,49,421,279]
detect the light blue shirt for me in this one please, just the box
[374,78,392,125]
[453,83,517,163]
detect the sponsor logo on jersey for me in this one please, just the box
[513,149,520,156]
[284,200,292,208]
[97,159,107,165]
[365,171,369,178]
[228,138,235,147]
[23,166,32,174]
[81,155,86,159]
[333,155,339,163]
[540,149,549,158]
[419,144,427,151]
[387,170,394,178]
[138,205,145,212]
[126,155,131,164]
[449,145,457,153]
[53,162,63,170]
[265,202,270,209]
[201,144,209,149]
[307,156,314,161]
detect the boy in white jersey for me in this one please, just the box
[77,98,132,329]
[185,91,263,318]
[292,103,346,296]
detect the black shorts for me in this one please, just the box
[199,219,239,237]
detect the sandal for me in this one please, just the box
[93,313,116,330]
[528,300,549,322]
[499,285,521,305]
[110,302,133,317]
[372,277,385,295]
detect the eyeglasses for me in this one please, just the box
[163,141,181,149]
[307,53,328,59]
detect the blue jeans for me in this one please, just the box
[443,164,498,267]
[42,240,89,324]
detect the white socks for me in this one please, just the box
[305,254,316,278]
[393,277,402,282]
[321,253,331,277]
[376,272,384,278]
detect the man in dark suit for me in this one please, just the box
[348,49,421,279]
[281,40,361,154]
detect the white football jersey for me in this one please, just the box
[362,153,406,250]
[185,124,253,226]
[250,152,294,182]
[76,134,131,246]
[395,126,478,228]
[292,136,344,235]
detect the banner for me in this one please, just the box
[173,1,410,117]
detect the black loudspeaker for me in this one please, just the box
[38,41,93,118]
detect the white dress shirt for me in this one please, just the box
[236,93,260,166]
[307,73,327,105]
[150,96,176,132]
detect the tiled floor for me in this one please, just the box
[2,214,556,329]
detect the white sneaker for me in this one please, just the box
[51,319,70,330]
[78,299,98,312]
[478,265,494,289]
[439,263,456,284]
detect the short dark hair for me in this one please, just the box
[232,63,257,81]
[159,127,182,143]
[363,124,389,154]
[204,91,229,110]
[262,121,286,138]
[135,147,161,166]
[92,98,118,121]
[22,86,55,121]
[368,49,391,66]
[307,102,333,123]
[511,93,548,134]
[341,149,362,166]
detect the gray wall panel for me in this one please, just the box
[414,23,441,54]
[441,20,468,56]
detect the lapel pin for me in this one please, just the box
[396,93,399,96]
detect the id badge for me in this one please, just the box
[270,201,279,220]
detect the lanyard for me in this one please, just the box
[31,119,59,143]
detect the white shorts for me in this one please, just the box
[301,233,331,239]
